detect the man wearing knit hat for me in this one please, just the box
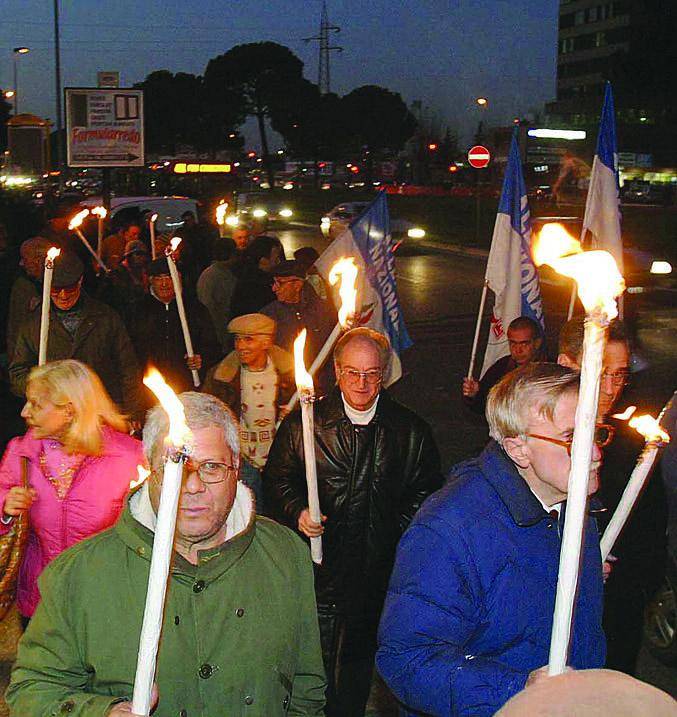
[128,257,220,400]
[202,313,295,508]
[6,237,52,360]
[9,251,143,418]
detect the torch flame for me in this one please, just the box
[46,246,61,262]
[328,257,358,327]
[143,368,192,449]
[294,329,313,391]
[68,209,90,230]
[151,213,158,223]
[628,414,670,444]
[215,202,228,225]
[533,223,625,320]
[91,206,107,219]
[169,237,182,253]
[130,464,150,489]
[612,405,637,421]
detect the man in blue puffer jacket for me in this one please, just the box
[377,363,606,716]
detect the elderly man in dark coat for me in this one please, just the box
[264,327,442,717]
[128,257,221,403]
[9,252,143,418]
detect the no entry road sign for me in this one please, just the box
[468,145,491,169]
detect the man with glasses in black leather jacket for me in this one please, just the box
[264,327,442,717]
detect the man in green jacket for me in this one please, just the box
[7,391,326,717]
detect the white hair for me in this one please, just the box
[143,391,240,466]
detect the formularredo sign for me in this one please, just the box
[65,87,144,168]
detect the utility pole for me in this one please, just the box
[54,0,64,179]
[304,1,342,94]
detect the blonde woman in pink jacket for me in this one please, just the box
[0,360,144,622]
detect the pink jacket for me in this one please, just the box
[0,427,144,617]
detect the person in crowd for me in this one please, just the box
[294,246,328,300]
[0,360,143,623]
[128,257,220,399]
[229,235,283,317]
[7,391,326,716]
[202,313,295,508]
[265,327,441,717]
[6,237,51,361]
[196,237,238,352]
[377,363,606,717]
[97,238,149,326]
[100,219,142,272]
[262,259,336,397]
[558,317,665,675]
[9,252,143,419]
[179,209,214,277]
[462,315,544,413]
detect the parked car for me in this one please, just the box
[320,202,426,245]
[81,195,198,233]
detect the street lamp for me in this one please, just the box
[476,96,488,108]
[12,46,30,114]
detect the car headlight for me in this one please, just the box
[252,208,267,218]
[279,208,293,218]
[407,227,426,239]
[650,260,672,275]
[225,215,239,227]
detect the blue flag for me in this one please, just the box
[582,82,623,272]
[482,131,544,376]
[316,191,412,384]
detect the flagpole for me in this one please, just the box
[467,279,488,379]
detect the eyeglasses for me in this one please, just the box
[153,460,238,485]
[526,424,615,456]
[339,368,383,385]
[601,369,630,386]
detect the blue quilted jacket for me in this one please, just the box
[376,440,605,717]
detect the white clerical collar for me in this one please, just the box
[341,393,379,425]
[529,487,562,517]
[130,479,254,540]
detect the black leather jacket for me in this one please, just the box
[264,388,442,619]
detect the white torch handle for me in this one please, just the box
[600,444,660,561]
[549,318,605,675]
[166,254,200,387]
[75,229,109,272]
[301,395,322,564]
[38,262,54,365]
[131,454,185,715]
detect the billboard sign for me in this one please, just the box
[65,87,144,168]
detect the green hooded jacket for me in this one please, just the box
[7,486,326,717]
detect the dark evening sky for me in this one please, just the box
[1,0,559,148]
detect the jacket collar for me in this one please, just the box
[116,480,256,579]
[478,440,604,527]
[320,387,395,429]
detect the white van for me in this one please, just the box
[81,196,199,233]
